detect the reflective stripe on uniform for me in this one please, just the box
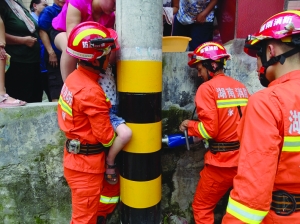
[58,96,72,116]
[217,98,248,108]
[198,122,212,139]
[227,196,268,224]
[100,195,119,204]
[282,136,300,152]
[102,133,116,147]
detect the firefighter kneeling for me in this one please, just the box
[179,42,250,224]
[57,22,120,224]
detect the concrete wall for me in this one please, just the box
[0,39,262,224]
[0,103,70,224]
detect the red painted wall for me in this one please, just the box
[217,0,286,43]
[216,0,237,44]
[236,0,285,38]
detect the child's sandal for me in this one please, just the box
[105,163,118,185]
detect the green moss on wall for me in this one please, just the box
[162,106,193,135]
[0,106,57,121]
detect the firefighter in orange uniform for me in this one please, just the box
[57,21,120,224]
[222,10,300,224]
[179,42,250,224]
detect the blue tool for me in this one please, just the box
[162,131,193,149]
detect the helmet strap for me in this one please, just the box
[205,70,213,81]
[259,44,300,87]
[97,56,107,74]
[202,59,225,80]
[79,56,107,73]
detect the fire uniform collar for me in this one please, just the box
[210,73,225,79]
[268,70,300,87]
[77,65,101,82]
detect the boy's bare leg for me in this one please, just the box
[54,32,77,81]
[105,124,132,183]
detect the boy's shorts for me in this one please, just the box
[110,105,125,131]
[49,27,62,43]
[47,65,63,100]
[45,52,63,100]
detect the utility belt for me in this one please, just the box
[271,190,300,216]
[208,140,240,154]
[66,139,108,155]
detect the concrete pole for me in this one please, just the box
[116,0,163,223]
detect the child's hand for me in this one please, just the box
[0,47,6,60]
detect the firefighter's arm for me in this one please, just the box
[82,87,116,147]
[222,92,282,223]
[187,84,219,139]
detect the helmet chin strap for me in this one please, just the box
[80,56,107,73]
[203,59,224,81]
[259,44,300,87]
[205,70,214,81]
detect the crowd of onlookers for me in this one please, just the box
[164,0,220,50]
[0,0,220,108]
[0,0,65,108]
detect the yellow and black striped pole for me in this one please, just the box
[116,0,162,223]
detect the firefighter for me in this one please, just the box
[222,10,300,224]
[57,21,119,224]
[179,41,250,224]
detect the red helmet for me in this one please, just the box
[244,10,300,57]
[188,42,230,67]
[67,21,119,62]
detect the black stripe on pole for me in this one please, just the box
[119,93,162,123]
[120,202,161,224]
[120,150,161,181]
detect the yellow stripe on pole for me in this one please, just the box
[117,61,162,93]
[120,175,161,208]
[123,122,161,153]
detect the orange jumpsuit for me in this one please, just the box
[222,71,300,224]
[187,74,249,224]
[57,66,118,224]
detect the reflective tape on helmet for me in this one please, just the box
[73,28,107,46]
[217,99,248,108]
[195,42,225,53]
[100,195,119,204]
[66,47,93,60]
[282,136,300,152]
[227,196,268,224]
[58,96,72,117]
[198,122,211,139]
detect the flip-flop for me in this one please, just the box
[0,94,27,108]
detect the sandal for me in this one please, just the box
[105,162,118,185]
[0,94,26,108]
